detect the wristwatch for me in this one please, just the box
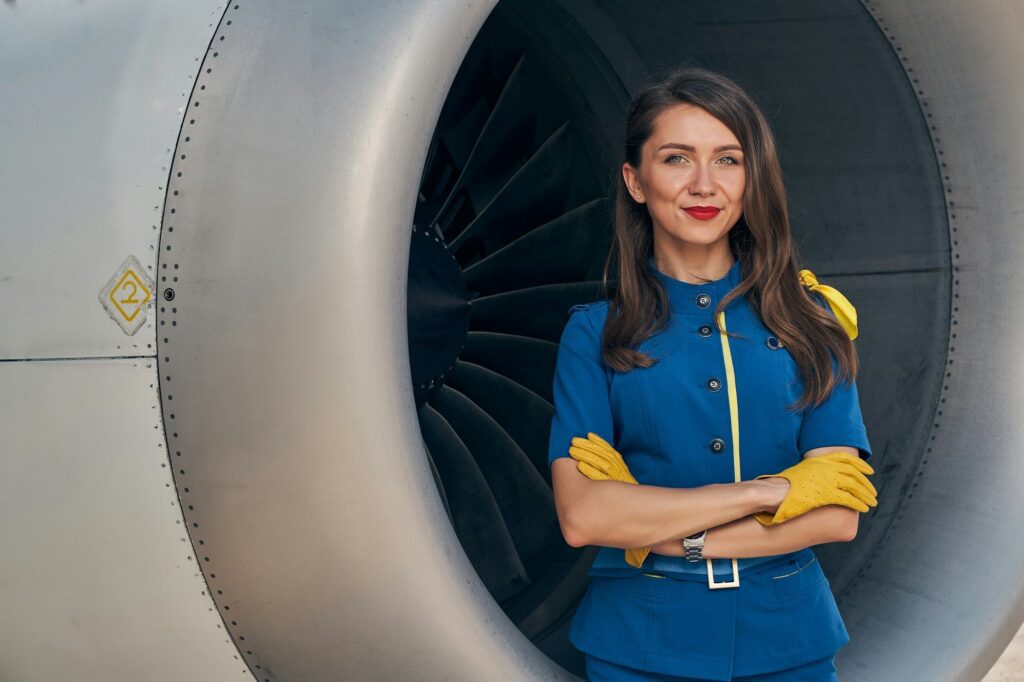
[682,529,707,563]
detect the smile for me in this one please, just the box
[683,206,722,221]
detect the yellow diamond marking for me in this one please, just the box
[99,255,156,335]
[108,269,152,322]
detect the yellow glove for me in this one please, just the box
[752,451,878,525]
[568,432,638,483]
[568,432,649,568]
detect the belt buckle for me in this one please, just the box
[707,558,740,589]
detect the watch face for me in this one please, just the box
[686,530,705,540]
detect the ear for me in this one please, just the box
[621,162,644,203]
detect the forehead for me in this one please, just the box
[647,103,740,149]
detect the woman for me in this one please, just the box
[547,66,879,681]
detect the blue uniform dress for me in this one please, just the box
[547,256,873,681]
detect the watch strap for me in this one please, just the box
[682,529,707,563]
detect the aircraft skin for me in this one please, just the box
[2,1,1024,680]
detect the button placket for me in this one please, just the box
[701,314,726,455]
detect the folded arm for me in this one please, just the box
[551,456,776,548]
[649,505,858,559]
[647,445,863,558]
[555,459,856,556]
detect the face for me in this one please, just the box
[622,103,746,253]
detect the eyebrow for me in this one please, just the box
[656,143,743,153]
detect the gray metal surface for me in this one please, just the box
[0,1,252,680]
[0,360,248,682]
[836,2,1024,679]
[0,0,228,359]
[155,0,567,680]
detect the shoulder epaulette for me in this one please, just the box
[798,269,858,340]
[568,301,602,314]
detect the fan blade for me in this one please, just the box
[417,403,530,601]
[470,281,609,341]
[449,121,581,255]
[462,197,612,295]
[460,332,558,403]
[445,360,554,478]
[429,385,557,565]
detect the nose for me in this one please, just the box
[689,162,714,196]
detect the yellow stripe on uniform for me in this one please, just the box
[717,309,742,483]
[708,309,741,589]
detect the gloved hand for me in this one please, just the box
[568,432,638,484]
[568,432,649,568]
[752,451,878,525]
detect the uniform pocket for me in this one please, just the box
[643,574,735,664]
[574,577,652,656]
[770,554,827,602]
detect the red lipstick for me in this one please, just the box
[683,205,722,221]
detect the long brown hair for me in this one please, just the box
[599,65,858,413]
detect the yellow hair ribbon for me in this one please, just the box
[798,269,858,340]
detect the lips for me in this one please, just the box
[683,206,722,221]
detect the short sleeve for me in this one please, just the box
[798,291,873,460]
[547,306,615,467]
[797,369,873,460]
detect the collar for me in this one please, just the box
[647,255,743,314]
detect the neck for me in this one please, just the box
[651,251,736,285]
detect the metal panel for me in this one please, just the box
[0,360,248,681]
[0,1,252,679]
[0,0,227,359]
[157,0,574,680]
[836,3,1024,679]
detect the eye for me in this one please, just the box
[664,154,740,165]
